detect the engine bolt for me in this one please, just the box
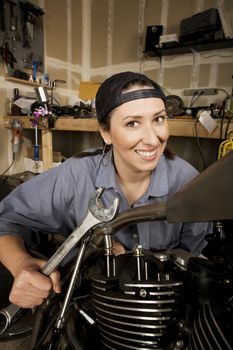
[139,288,147,298]
[174,340,184,349]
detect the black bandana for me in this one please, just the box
[95,71,166,121]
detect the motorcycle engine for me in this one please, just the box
[91,248,184,349]
[68,246,233,350]
[1,244,232,350]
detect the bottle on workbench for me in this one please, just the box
[224,75,233,113]
[225,94,231,111]
[225,91,233,112]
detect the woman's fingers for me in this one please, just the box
[112,240,126,256]
[49,270,61,294]
[9,259,61,308]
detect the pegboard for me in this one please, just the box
[0,0,44,81]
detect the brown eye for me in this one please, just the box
[126,120,139,128]
[154,115,166,124]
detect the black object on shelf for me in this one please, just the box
[179,8,224,46]
[145,25,163,53]
[145,38,233,57]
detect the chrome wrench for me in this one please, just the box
[42,187,119,274]
[0,187,119,334]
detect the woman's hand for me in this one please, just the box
[9,257,61,308]
[0,235,61,308]
[112,240,126,256]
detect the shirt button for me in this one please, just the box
[133,233,138,239]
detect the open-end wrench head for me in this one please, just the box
[88,187,119,222]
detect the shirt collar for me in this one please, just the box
[95,151,169,198]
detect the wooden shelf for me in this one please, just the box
[167,117,230,139]
[5,75,50,88]
[3,115,232,138]
[4,116,99,132]
[52,117,100,132]
[145,39,233,57]
[4,115,232,170]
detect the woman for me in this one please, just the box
[0,71,212,309]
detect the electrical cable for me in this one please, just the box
[193,119,207,170]
[199,52,233,59]
[217,88,229,97]
[50,96,60,106]
[1,155,15,176]
[189,90,204,109]
[220,114,225,140]
[190,92,200,108]
[189,93,196,108]
[215,114,226,160]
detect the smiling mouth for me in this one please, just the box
[135,150,157,160]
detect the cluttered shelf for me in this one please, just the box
[3,115,232,137]
[4,115,232,170]
[4,115,100,132]
[4,75,50,88]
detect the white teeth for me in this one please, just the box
[136,150,156,157]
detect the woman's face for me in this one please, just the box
[100,95,169,177]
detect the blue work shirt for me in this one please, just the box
[0,152,212,255]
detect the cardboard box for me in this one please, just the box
[79,81,101,100]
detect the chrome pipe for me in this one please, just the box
[0,303,20,335]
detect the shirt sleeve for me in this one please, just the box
[0,161,77,238]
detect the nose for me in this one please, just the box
[141,123,160,146]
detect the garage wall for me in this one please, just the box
[43,0,233,105]
[0,0,233,173]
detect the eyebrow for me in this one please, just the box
[123,109,166,120]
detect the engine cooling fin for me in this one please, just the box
[188,302,233,350]
[91,252,183,349]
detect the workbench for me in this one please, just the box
[4,115,232,170]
